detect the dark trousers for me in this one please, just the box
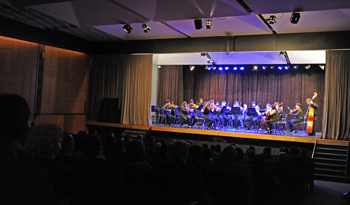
[180,115,191,126]
[232,114,240,128]
[218,114,231,127]
[203,115,215,128]
[264,120,278,131]
[190,113,198,126]
[244,116,252,128]
[287,118,303,131]
[165,113,174,125]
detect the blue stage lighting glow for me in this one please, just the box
[293,65,299,69]
[208,66,212,70]
[233,66,238,70]
[284,65,290,70]
[225,66,229,70]
[218,67,223,71]
[278,66,283,70]
[262,66,267,70]
[239,66,244,70]
[213,66,217,70]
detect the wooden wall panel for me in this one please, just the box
[35,115,87,134]
[41,46,91,114]
[0,36,38,112]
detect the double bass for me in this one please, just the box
[261,102,283,126]
[306,92,318,134]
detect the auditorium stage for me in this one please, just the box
[86,121,348,146]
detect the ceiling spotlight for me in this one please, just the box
[266,15,277,24]
[233,66,238,71]
[278,66,283,70]
[239,66,245,71]
[213,66,217,70]
[194,19,202,30]
[123,24,133,33]
[319,65,325,70]
[206,19,212,29]
[218,67,223,71]
[208,66,212,71]
[142,23,151,33]
[290,12,301,24]
[305,65,311,70]
[253,66,258,71]
[190,65,195,71]
[158,65,161,68]
[225,66,229,70]
[262,66,267,70]
[270,66,274,69]
[284,65,290,70]
[293,65,299,69]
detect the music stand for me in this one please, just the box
[229,107,241,115]
[247,107,257,116]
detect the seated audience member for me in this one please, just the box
[202,143,209,149]
[116,139,126,161]
[187,145,204,169]
[103,132,118,162]
[235,147,245,164]
[0,94,59,204]
[73,131,87,157]
[82,134,106,167]
[56,131,85,169]
[210,144,220,161]
[137,134,143,142]
[125,140,152,172]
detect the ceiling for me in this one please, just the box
[1,0,350,42]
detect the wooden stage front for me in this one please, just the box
[86,121,349,147]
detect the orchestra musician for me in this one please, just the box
[201,101,217,130]
[217,101,231,128]
[179,101,192,128]
[162,100,174,126]
[188,99,199,126]
[305,98,318,136]
[275,102,284,120]
[197,98,204,110]
[232,101,242,129]
[263,102,279,134]
[287,103,303,133]
[242,104,249,129]
[243,101,257,130]
[254,105,262,127]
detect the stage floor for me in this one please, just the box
[87,121,350,146]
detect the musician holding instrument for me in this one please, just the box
[180,101,192,128]
[162,100,174,126]
[263,102,280,134]
[201,101,217,130]
[305,94,318,136]
[287,103,303,133]
[217,101,231,128]
[232,101,242,129]
[189,99,199,126]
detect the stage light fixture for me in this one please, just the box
[225,66,229,70]
[208,66,212,70]
[270,66,274,69]
[206,20,212,29]
[123,24,133,33]
[290,12,301,24]
[213,66,217,70]
[319,65,325,70]
[278,66,283,70]
[305,65,311,70]
[158,65,161,68]
[218,67,223,71]
[233,66,238,71]
[207,59,214,64]
[262,66,267,70]
[293,65,299,69]
[284,65,290,70]
[279,51,285,55]
[142,23,151,33]
[194,19,202,30]
[190,65,195,71]
[252,66,258,71]
[266,15,277,24]
[240,66,245,71]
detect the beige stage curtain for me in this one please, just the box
[90,54,152,126]
[323,50,350,140]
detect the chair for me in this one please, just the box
[294,120,307,132]
[195,110,206,128]
[173,107,181,125]
[157,107,166,125]
[272,114,289,135]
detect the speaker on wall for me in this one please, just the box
[98,98,121,123]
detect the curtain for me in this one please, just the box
[89,54,152,126]
[181,65,325,131]
[323,51,350,140]
[157,65,183,106]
